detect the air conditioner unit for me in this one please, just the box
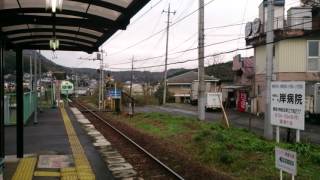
[287,7,312,30]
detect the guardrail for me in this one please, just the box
[4,92,37,126]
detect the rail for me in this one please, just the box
[73,100,184,180]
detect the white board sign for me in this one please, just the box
[275,147,297,175]
[271,81,305,130]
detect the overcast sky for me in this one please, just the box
[41,0,300,72]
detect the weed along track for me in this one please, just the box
[72,100,184,180]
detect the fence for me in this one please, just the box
[4,92,37,126]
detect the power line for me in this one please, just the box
[109,13,314,67]
[108,3,315,67]
[101,0,164,48]
[109,36,244,66]
[106,0,217,56]
[111,19,319,71]
[109,10,312,66]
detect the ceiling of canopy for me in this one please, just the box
[0,0,150,53]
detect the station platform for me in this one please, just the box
[3,106,114,180]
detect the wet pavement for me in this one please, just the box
[4,107,113,180]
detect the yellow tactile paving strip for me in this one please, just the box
[11,157,37,180]
[60,107,95,180]
[34,171,61,177]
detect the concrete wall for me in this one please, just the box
[168,85,191,97]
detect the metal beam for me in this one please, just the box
[0,14,124,30]
[96,0,150,46]
[0,36,5,172]
[68,0,126,13]
[10,35,95,45]
[11,40,96,49]
[4,28,100,39]
[15,44,97,53]
[0,8,119,24]
[0,0,151,51]
[16,48,23,158]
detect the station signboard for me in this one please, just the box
[271,81,305,130]
[108,89,121,99]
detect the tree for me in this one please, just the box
[154,83,174,105]
[206,53,225,67]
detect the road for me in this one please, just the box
[135,103,320,144]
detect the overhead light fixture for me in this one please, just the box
[46,0,63,13]
[50,39,60,50]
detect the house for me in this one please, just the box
[223,55,254,112]
[245,1,320,114]
[123,82,144,95]
[167,71,219,103]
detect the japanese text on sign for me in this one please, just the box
[271,81,305,130]
[275,147,297,176]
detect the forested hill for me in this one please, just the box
[3,50,234,83]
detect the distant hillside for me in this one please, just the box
[205,61,234,81]
[3,50,233,83]
[3,50,190,83]
[75,68,190,84]
[3,50,71,75]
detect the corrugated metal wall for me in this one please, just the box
[255,38,307,74]
[255,46,266,74]
[278,39,306,72]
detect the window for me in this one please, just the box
[257,85,261,96]
[308,41,320,71]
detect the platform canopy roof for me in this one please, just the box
[0,0,150,53]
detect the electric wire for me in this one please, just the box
[110,19,319,70]
[106,0,217,56]
[109,8,316,66]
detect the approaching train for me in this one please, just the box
[60,80,74,97]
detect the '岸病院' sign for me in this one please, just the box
[271,81,305,130]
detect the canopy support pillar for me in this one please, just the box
[16,49,24,158]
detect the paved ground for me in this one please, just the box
[4,107,113,180]
[135,103,320,144]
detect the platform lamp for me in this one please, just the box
[49,39,60,51]
[46,0,63,13]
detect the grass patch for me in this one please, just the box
[128,112,201,138]
[114,112,320,179]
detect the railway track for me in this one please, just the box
[71,100,184,180]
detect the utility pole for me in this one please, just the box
[130,56,134,97]
[33,51,38,124]
[129,56,134,116]
[98,56,102,110]
[162,4,175,105]
[102,50,105,109]
[264,0,274,139]
[29,55,33,114]
[39,50,42,112]
[99,50,105,110]
[198,0,206,121]
[79,52,104,110]
[75,72,78,99]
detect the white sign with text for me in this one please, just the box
[275,147,297,176]
[271,81,305,130]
